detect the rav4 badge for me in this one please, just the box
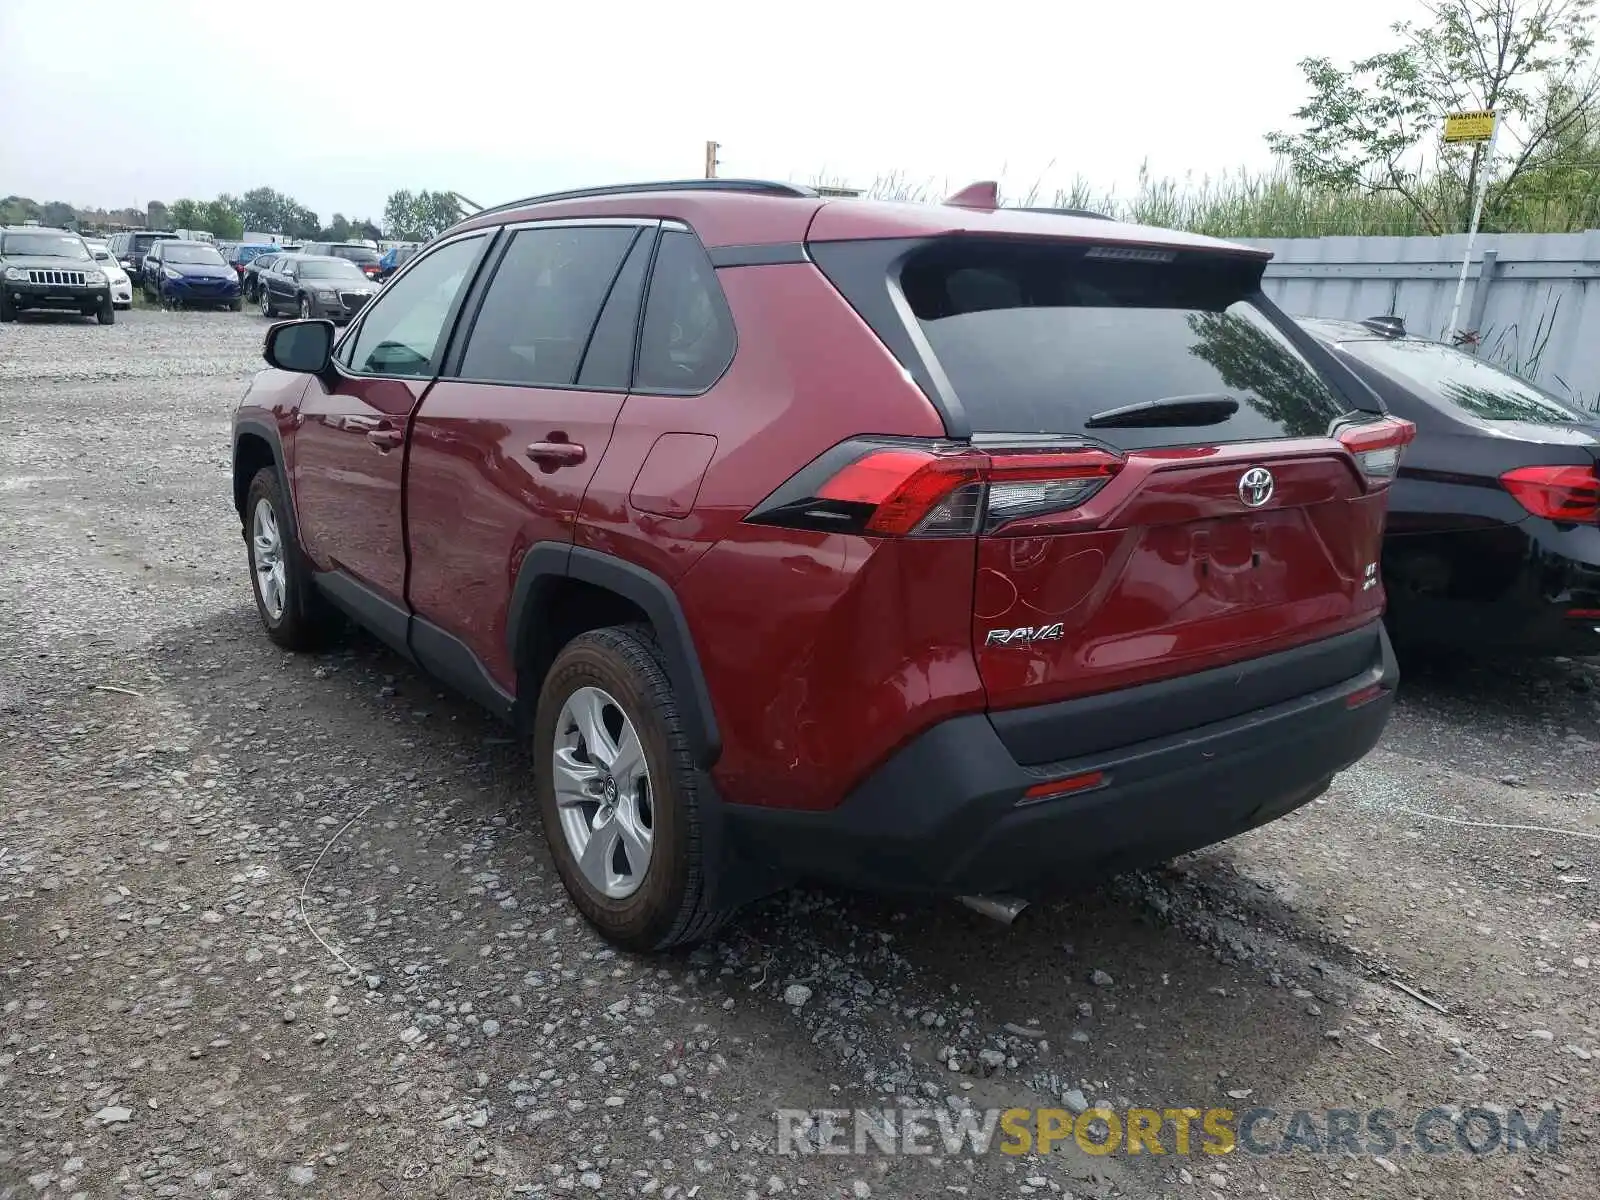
[985,623,1066,647]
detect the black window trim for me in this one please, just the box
[439,216,661,392]
[331,227,496,382]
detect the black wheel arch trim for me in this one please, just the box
[508,543,723,769]
[232,413,302,537]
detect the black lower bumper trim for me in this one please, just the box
[721,623,1398,898]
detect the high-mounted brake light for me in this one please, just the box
[1337,418,1415,486]
[1500,465,1600,523]
[748,442,1124,537]
[1083,245,1175,263]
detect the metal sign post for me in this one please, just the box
[1444,110,1499,341]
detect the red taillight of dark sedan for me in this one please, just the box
[1500,465,1600,522]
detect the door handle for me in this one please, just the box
[525,440,586,467]
[367,427,403,451]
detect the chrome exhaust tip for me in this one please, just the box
[957,894,1030,925]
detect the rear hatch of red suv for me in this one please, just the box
[800,219,1411,764]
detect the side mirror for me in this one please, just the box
[263,320,335,373]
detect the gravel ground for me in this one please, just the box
[2,306,1596,1200]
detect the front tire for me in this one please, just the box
[97,296,115,325]
[298,294,311,320]
[535,626,732,951]
[243,467,329,651]
[0,291,14,323]
[260,288,275,318]
[228,298,243,312]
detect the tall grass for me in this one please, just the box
[814,162,1600,238]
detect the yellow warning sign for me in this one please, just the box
[1443,110,1496,143]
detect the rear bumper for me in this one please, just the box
[1385,522,1600,657]
[721,622,1398,898]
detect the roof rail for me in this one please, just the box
[1359,314,1407,338]
[465,178,820,223]
[1016,206,1116,221]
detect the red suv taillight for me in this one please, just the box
[1336,418,1416,487]
[1500,465,1600,522]
[747,442,1124,537]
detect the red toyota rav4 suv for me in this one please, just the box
[232,179,1410,950]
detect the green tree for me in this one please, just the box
[147,200,169,230]
[199,196,244,240]
[169,198,204,229]
[383,188,463,240]
[1267,0,1600,234]
[40,200,78,228]
[0,196,41,224]
[320,213,354,241]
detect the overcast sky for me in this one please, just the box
[2,0,1406,220]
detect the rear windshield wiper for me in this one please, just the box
[1084,393,1240,429]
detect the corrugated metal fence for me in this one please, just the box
[1241,231,1600,411]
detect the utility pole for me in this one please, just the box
[704,141,720,179]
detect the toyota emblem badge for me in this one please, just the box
[1238,467,1274,508]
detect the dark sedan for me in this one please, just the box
[256,253,377,323]
[1302,315,1600,657]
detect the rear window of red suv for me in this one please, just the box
[895,239,1353,449]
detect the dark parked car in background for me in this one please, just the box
[142,240,243,310]
[376,243,421,281]
[220,241,281,287]
[107,230,179,280]
[255,253,377,321]
[1302,315,1600,657]
[0,226,115,324]
[298,241,383,281]
[241,251,285,302]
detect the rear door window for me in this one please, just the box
[1339,337,1583,424]
[898,240,1352,449]
[456,225,638,388]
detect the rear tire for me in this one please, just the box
[243,467,330,651]
[534,626,733,951]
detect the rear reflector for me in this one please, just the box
[1337,418,1416,486]
[1500,465,1600,522]
[1567,608,1600,620]
[1344,682,1387,709]
[1021,770,1106,803]
[752,442,1123,537]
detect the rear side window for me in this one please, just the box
[330,245,380,265]
[458,225,637,387]
[1340,337,1582,424]
[635,230,735,392]
[897,240,1351,448]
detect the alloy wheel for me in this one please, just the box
[251,497,286,621]
[552,686,653,899]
